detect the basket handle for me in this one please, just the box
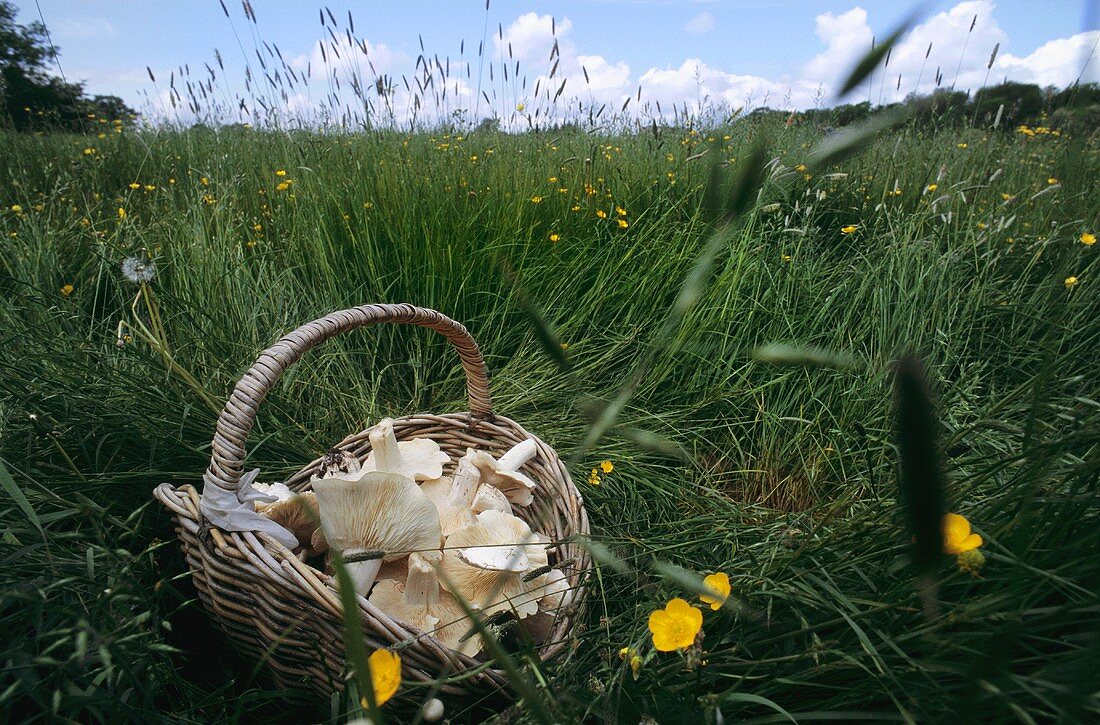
[203,303,493,494]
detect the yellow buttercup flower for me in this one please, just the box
[1047,177,1058,185]
[840,224,858,234]
[60,284,74,297]
[942,513,982,555]
[699,572,730,611]
[587,468,601,486]
[117,207,126,219]
[515,102,525,112]
[617,219,629,229]
[1080,233,1096,246]
[926,183,938,192]
[275,169,287,177]
[596,209,608,219]
[530,195,543,204]
[10,204,22,213]
[648,598,703,651]
[128,182,141,190]
[1064,276,1078,290]
[599,460,614,474]
[549,232,560,243]
[364,649,400,707]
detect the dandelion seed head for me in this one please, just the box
[121,256,157,284]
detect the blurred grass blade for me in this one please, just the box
[0,459,42,535]
[837,8,922,97]
[893,353,946,620]
[651,559,743,613]
[808,106,910,171]
[726,143,768,220]
[622,428,690,462]
[719,692,797,723]
[501,257,570,372]
[576,143,766,458]
[575,536,629,575]
[754,343,862,371]
[331,551,383,722]
[700,155,724,224]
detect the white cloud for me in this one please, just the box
[132,2,1100,126]
[684,12,716,35]
[54,17,116,40]
[802,0,1098,106]
[802,7,876,94]
[997,32,1100,87]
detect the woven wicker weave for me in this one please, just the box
[153,303,590,697]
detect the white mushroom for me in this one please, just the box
[520,568,575,644]
[439,510,548,619]
[257,490,322,553]
[418,476,452,509]
[471,483,513,515]
[312,471,442,595]
[435,456,482,538]
[368,551,476,654]
[467,440,538,507]
[363,418,449,481]
[251,481,294,503]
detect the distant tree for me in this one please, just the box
[971,81,1046,127]
[830,101,872,126]
[0,1,134,131]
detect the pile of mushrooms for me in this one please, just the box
[253,418,572,657]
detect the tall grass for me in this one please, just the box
[1,114,1098,722]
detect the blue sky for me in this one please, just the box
[14,1,1099,122]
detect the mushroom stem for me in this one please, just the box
[344,550,383,595]
[368,419,404,473]
[497,439,537,472]
[404,552,441,608]
[447,457,480,509]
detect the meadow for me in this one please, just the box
[1,113,1098,722]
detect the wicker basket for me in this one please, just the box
[153,303,591,698]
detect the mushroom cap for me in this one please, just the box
[363,418,450,482]
[471,483,513,515]
[312,471,441,564]
[259,491,321,550]
[368,551,477,654]
[251,481,294,509]
[375,556,409,583]
[467,449,537,507]
[418,476,451,509]
[520,569,574,645]
[439,510,548,619]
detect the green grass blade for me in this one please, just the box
[0,458,43,535]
